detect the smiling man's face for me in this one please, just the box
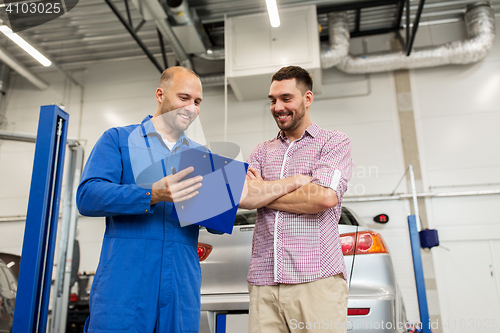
[268,78,308,133]
[158,70,203,132]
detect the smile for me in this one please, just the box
[277,114,290,121]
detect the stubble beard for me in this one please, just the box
[161,104,196,132]
[275,101,306,132]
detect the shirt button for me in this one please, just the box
[145,209,148,212]
[146,192,150,196]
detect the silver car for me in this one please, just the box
[198,207,407,333]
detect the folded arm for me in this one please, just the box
[265,183,338,214]
[238,170,311,210]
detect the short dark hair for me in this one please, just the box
[271,66,313,94]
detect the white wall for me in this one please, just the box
[0,16,499,331]
[410,18,500,333]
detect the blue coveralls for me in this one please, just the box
[77,115,206,333]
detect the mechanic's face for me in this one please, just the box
[157,71,202,132]
[268,78,309,133]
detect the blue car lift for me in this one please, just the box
[407,165,431,333]
[12,105,69,333]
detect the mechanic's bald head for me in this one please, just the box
[159,66,200,90]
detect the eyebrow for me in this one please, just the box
[268,93,292,99]
[178,93,202,102]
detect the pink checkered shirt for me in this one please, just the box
[246,123,354,285]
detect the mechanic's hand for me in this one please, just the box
[246,167,263,181]
[150,166,202,205]
[293,174,312,187]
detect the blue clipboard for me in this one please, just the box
[171,146,248,234]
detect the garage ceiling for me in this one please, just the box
[0,0,499,74]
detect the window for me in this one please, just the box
[339,208,359,226]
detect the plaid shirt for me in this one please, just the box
[247,123,354,285]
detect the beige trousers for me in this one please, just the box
[248,274,348,333]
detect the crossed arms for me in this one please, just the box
[238,167,338,214]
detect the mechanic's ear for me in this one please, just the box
[156,88,165,103]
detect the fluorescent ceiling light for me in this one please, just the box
[265,0,280,28]
[0,25,51,67]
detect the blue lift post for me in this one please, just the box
[13,105,69,333]
[216,314,227,333]
[408,214,431,333]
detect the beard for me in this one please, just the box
[160,102,197,132]
[273,100,306,132]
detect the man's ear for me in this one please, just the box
[155,88,164,103]
[304,90,314,107]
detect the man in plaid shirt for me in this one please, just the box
[239,66,354,333]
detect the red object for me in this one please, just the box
[198,243,213,261]
[69,293,79,302]
[348,308,370,316]
[340,231,389,255]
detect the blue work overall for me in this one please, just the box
[77,115,205,333]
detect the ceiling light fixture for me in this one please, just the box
[0,25,51,67]
[265,0,280,28]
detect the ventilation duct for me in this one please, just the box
[320,12,350,68]
[199,73,225,87]
[196,47,225,61]
[165,0,193,25]
[131,0,192,69]
[322,3,496,73]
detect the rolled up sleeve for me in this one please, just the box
[311,133,354,201]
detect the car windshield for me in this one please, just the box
[233,208,359,226]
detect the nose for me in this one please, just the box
[273,99,285,112]
[182,102,199,115]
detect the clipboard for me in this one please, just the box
[171,146,248,234]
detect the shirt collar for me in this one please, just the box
[276,122,320,141]
[140,115,190,146]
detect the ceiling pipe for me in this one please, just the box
[134,0,193,69]
[196,47,225,61]
[165,0,194,25]
[0,46,48,90]
[324,2,496,73]
[163,0,221,61]
[199,73,225,87]
[320,11,350,68]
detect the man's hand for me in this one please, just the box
[150,167,202,205]
[246,167,263,181]
[239,169,312,210]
